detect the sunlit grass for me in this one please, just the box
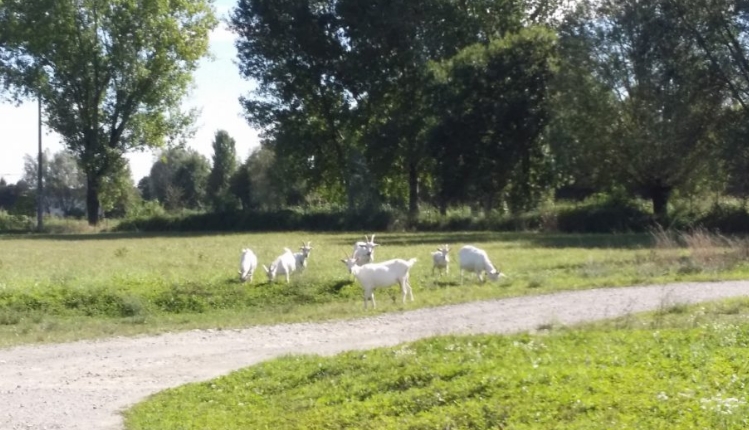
[1,230,749,347]
[124,298,749,430]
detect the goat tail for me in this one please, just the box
[406,258,418,268]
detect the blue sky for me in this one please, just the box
[0,0,259,184]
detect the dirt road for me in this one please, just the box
[2,280,749,430]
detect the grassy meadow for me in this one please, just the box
[1,229,749,347]
[124,298,749,429]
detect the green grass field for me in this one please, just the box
[1,230,749,347]
[123,298,749,429]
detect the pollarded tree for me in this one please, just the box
[0,0,217,225]
[575,0,727,220]
[207,130,238,211]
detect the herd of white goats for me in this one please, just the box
[238,234,506,309]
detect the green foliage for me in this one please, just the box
[229,146,303,211]
[145,146,211,210]
[230,0,355,207]
[99,160,139,218]
[0,0,217,225]
[429,26,559,212]
[697,204,749,234]
[207,130,239,211]
[555,197,654,233]
[115,208,403,233]
[0,210,34,231]
[569,0,726,220]
[125,317,749,429]
[0,180,28,213]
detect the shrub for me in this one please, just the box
[0,210,34,232]
[556,198,653,233]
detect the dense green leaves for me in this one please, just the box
[429,27,559,212]
[143,147,211,210]
[554,0,727,220]
[207,130,239,211]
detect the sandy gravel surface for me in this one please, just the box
[2,280,749,430]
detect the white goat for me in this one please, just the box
[293,241,313,272]
[431,244,450,276]
[238,248,258,283]
[263,247,297,283]
[352,234,379,266]
[458,245,506,284]
[341,257,417,309]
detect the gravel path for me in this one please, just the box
[2,280,749,430]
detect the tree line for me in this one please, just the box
[3,0,749,226]
[0,129,289,218]
[227,0,749,223]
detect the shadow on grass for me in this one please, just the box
[331,232,654,249]
[430,280,461,288]
[2,230,654,250]
[0,230,252,242]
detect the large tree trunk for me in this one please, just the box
[651,183,672,223]
[86,174,101,226]
[408,162,419,217]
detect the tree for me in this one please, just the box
[230,158,254,211]
[137,176,153,201]
[22,150,50,213]
[428,27,559,213]
[545,4,622,197]
[146,147,210,210]
[667,0,749,112]
[99,159,138,218]
[0,0,217,225]
[207,130,239,211]
[46,150,86,216]
[570,0,726,220]
[230,0,356,209]
[340,0,549,216]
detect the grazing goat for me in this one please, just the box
[293,241,313,272]
[431,244,450,276]
[458,245,506,284]
[238,248,258,283]
[352,234,379,266]
[263,247,297,283]
[341,256,417,309]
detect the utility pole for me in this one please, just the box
[37,96,43,232]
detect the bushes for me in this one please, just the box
[556,199,654,233]
[697,204,749,234]
[115,208,404,233]
[0,210,34,232]
[115,203,656,234]
[21,196,749,235]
